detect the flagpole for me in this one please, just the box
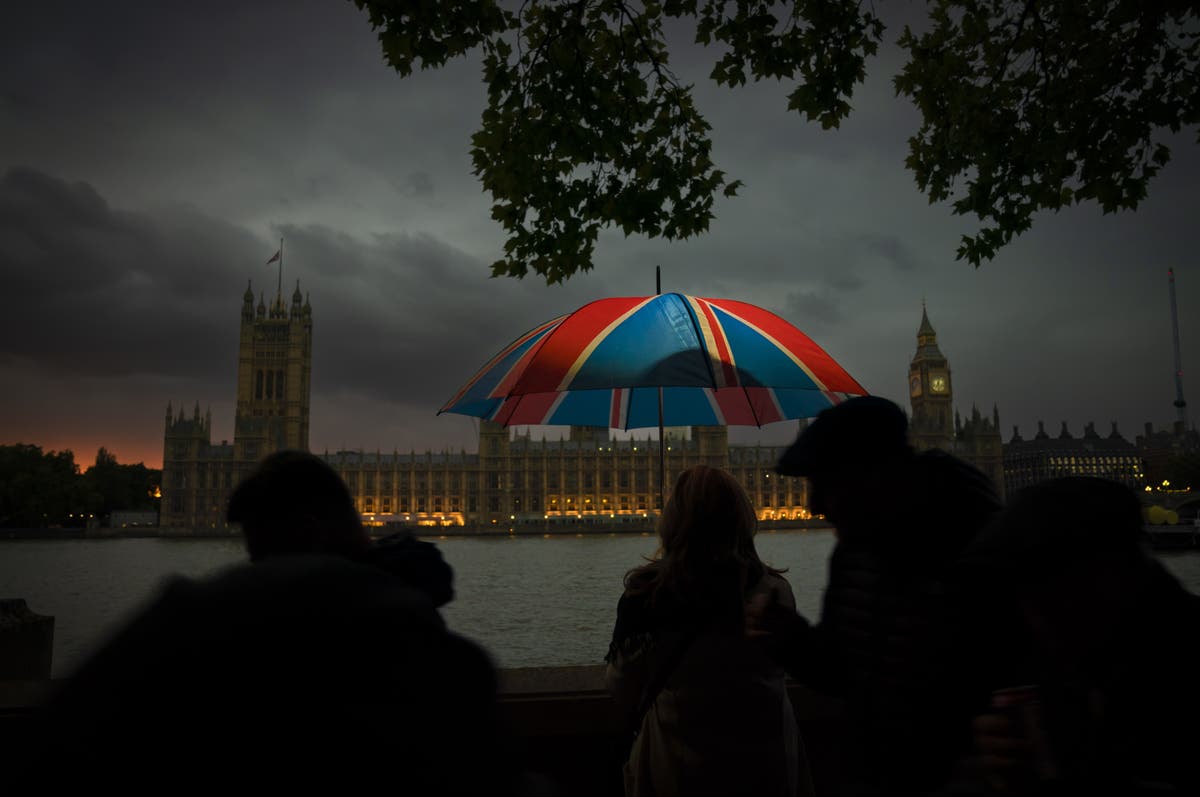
[657,265,665,513]
[277,237,283,307]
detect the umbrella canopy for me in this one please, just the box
[440,293,867,429]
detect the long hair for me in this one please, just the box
[625,464,783,608]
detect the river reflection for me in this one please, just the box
[2,532,1197,677]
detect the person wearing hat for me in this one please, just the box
[959,477,1200,795]
[747,396,1003,795]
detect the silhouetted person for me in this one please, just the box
[228,450,454,606]
[958,477,1200,795]
[607,465,813,797]
[17,554,515,794]
[16,453,505,793]
[228,449,371,561]
[747,396,1002,795]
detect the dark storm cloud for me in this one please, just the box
[0,0,486,238]
[397,171,435,198]
[0,167,595,418]
[278,222,595,413]
[863,234,920,272]
[824,269,865,292]
[0,167,255,382]
[0,1,379,102]
[778,261,868,329]
[785,290,844,326]
[2,0,1198,464]
[1,89,38,113]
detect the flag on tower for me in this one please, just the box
[266,249,281,264]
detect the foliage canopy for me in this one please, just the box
[0,444,161,528]
[354,0,1200,283]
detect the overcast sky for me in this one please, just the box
[2,1,1198,470]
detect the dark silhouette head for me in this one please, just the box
[227,450,370,562]
[627,464,779,606]
[776,396,910,479]
[966,476,1145,584]
[775,396,911,527]
[965,477,1150,673]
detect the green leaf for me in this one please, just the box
[354,0,1200,282]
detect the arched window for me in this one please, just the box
[266,370,274,399]
[255,370,263,399]
[276,370,285,401]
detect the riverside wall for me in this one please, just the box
[0,667,846,797]
[0,519,835,540]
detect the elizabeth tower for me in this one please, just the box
[908,306,955,451]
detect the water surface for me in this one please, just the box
[3,532,1197,677]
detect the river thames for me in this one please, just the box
[3,531,1199,677]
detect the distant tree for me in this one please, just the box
[0,444,85,528]
[94,447,118,468]
[82,448,162,524]
[0,445,162,528]
[353,0,1200,283]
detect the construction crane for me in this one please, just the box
[1168,268,1189,430]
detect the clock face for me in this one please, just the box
[909,375,922,397]
[931,375,947,393]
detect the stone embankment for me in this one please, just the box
[0,665,844,797]
[1,519,834,540]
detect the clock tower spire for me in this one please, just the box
[908,305,955,451]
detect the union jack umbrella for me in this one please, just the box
[439,293,867,429]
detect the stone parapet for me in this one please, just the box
[0,600,54,680]
[1,666,847,796]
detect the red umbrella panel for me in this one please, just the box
[440,293,867,429]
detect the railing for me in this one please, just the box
[1,667,848,797]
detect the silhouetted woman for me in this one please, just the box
[605,465,812,796]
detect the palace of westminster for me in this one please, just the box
[160,286,1148,530]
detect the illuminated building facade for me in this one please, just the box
[326,423,811,529]
[1004,420,1144,494]
[162,288,810,530]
